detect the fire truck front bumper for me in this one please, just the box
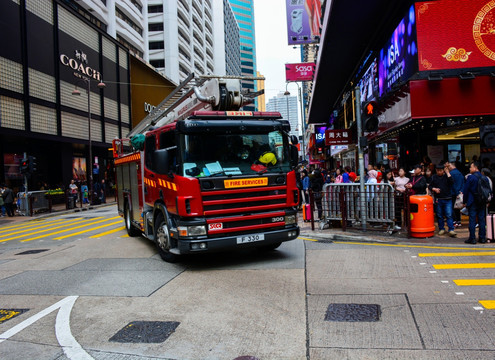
[173,226,300,254]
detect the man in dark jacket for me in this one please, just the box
[447,161,464,227]
[2,184,15,217]
[405,164,427,195]
[429,163,456,237]
[463,162,487,244]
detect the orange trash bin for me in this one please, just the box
[409,195,435,238]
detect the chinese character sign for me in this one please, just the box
[286,62,316,82]
[325,129,351,146]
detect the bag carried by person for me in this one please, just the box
[474,173,492,205]
[454,193,464,209]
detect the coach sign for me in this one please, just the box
[285,62,316,82]
[59,50,102,81]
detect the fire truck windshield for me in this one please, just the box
[180,131,291,177]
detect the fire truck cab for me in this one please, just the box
[114,75,300,262]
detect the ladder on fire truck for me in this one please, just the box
[128,73,264,137]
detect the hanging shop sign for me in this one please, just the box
[59,50,102,81]
[325,129,351,146]
[285,0,321,45]
[378,5,418,96]
[285,62,316,82]
[416,0,495,71]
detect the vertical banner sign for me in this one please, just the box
[286,0,322,45]
[285,62,316,81]
[378,5,418,96]
[416,0,495,71]
[314,125,327,147]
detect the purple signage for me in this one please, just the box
[378,5,418,96]
[286,0,322,45]
[314,125,326,147]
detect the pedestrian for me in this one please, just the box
[311,168,324,220]
[481,168,494,213]
[69,179,78,204]
[334,168,343,183]
[392,167,410,229]
[463,161,488,244]
[405,165,427,195]
[302,170,310,204]
[429,163,456,237]
[447,161,465,228]
[81,181,89,205]
[342,166,352,183]
[100,179,106,203]
[2,184,15,217]
[366,169,378,201]
[0,187,5,217]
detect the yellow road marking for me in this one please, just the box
[331,241,495,252]
[479,300,495,309]
[19,216,121,242]
[89,226,125,238]
[453,279,495,286]
[0,218,99,242]
[0,219,68,233]
[433,263,495,269]
[419,252,495,257]
[0,218,83,238]
[55,221,123,240]
[299,237,318,242]
[120,234,129,238]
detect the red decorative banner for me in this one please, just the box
[325,129,351,146]
[416,0,495,71]
[285,62,316,82]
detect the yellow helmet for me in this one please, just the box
[259,152,277,165]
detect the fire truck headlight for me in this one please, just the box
[178,225,207,237]
[285,215,297,225]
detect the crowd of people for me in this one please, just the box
[297,158,494,244]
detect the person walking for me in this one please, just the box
[311,168,324,220]
[447,161,465,228]
[100,179,106,204]
[2,184,15,217]
[463,162,488,244]
[429,163,456,237]
[81,181,89,205]
[302,170,310,204]
[0,186,5,217]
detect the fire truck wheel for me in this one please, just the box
[257,242,282,251]
[154,213,178,263]
[125,203,141,237]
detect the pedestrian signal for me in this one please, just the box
[28,155,37,173]
[362,101,379,132]
[20,158,29,175]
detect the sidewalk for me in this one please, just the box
[298,212,494,247]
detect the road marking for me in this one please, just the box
[433,263,495,269]
[298,237,318,242]
[441,280,449,283]
[0,218,83,238]
[479,300,495,309]
[89,226,125,238]
[429,271,437,273]
[453,279,495,286]
[419,252,495,257]
[0,219,68,233]
[473,306,484,311]
[331,241,495,251]
[455,292,465,295]
[120,234,129,238]
[54,221,122,240]
[19,216,121,242]
[55,296,93,359]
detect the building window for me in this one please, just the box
[150,59,165,68]
[149,41,164,50]
[116,34,144,58]
[148,22,163,32]
[148,4,163,13]
[130,0,142,13]
[115,7,143,36]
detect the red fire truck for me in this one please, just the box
[113,74,300,262]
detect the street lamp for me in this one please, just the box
[72,78,105,205]
[285,82,306,162]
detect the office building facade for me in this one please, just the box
[266,93,298,137]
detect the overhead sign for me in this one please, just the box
[314,125,326,147]
[286,0,321,45]
[416,0,495,71]
[378,5,418,96]
[325,129,351,146]
[285,62,316,81]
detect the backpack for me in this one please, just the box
[474,173,492,205]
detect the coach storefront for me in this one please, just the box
[0,0,131,191]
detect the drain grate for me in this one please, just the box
[109,321,180,343]
[0,309,29,324]
[16,249,49,255]
[324,303,381,322]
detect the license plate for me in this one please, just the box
[236,234,265,244]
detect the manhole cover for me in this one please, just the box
[324,303,381,322]
[16,249,49,255]
[0,309,29,324]
[109,321,180,343]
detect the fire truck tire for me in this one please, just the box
[154,213,179,263]
[124,204,141,237]
[257,242,282,251]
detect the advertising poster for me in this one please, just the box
[378,5,418,96]
[286,0,321,45]
[285,62,316,82]
[358,58,379,103]
[314,125,327,148]
[416,0,495,71]
[72,157,87,181]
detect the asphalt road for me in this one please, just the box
[0,206,494,359]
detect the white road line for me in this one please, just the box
[55,296,93,360]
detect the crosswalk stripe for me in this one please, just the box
[433,263,495,269]
[333,241,495,251]
[54,221,123,240]
[120,234,129,238]
[0,219,68,233]
[419,252,495,257]
[89,226,125,238]
[479,300,495,309]
[453,279,495,286]
[0,218,100,242]
[0,218,83,238]
[19,216,121,242]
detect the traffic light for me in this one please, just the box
[28,155,37,174]
[362,101,379,132]
[20,158,29,175]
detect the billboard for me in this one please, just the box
[416,0,495,71]
[378,5,418,96]
[358,58,379,103]
[314,125,326,147]
[286,0,321,45]
[285,62,316,81]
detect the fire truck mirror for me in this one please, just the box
[153,149,170,175]
[290,135,299,145]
